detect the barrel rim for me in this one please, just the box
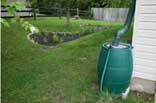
[102,42,133,49]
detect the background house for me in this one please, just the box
[131,0,156,94]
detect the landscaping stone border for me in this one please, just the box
[27,25,112,46]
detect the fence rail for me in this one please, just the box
[1,6,90,19]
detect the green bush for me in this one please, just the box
[53,34,60,43]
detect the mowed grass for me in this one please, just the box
[2,17,154,103]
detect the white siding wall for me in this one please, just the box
[132,0,156,81]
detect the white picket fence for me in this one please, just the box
[92,8,129,22]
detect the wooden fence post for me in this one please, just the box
[59,5,62,19]
[33,8,37,20]
[66,8,70,27]
[77,8,79,16]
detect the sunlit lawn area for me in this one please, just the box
[2,17,154,103]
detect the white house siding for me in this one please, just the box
[131,0,156,94]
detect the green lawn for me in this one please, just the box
[2,17,154,103]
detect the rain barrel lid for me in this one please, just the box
[104,43,131,49]
[111,44,128,48]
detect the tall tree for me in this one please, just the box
[56,0,76,27]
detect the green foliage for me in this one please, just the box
[6,2,24,16]
[104,0,131,8]
[87,9,93,18]
[53,34,60,43]
[2,17,154,103]
[91,0,131,8]
[29,0,38,8]
[1,18,10,27]
[30,0,131,11]
[21,21,33,31]
[96,90,121,103]
[80,24,97,34]
[60,37,64,42]
[1,0,7,5]
[1,0,39,33]
[43,37,48,42]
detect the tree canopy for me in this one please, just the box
[29,0,131,10]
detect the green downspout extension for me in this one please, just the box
[112,0,136,46]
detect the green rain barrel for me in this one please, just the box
[98,42,133,94]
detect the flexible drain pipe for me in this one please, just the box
[112,0,136,46]
[100,48,110,95]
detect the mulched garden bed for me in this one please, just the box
[28,25,111,46]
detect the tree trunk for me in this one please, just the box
[33,8,37,20]
[59,5,62,19]
[66,8,70,27]
[77,8,79,16]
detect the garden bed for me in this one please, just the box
[28,25,111,46]
[2,17,154,103]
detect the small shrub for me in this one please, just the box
[60,37,64,42]
[96,90,120,103]
[43,37,48,43]
[64,32,66,36]
[53,34,60,43]
[35,32,41,36]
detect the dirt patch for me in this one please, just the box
[28,25,111,46]
[53,95,65,103]
[91,81,98,91]
[136,92,154,102]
